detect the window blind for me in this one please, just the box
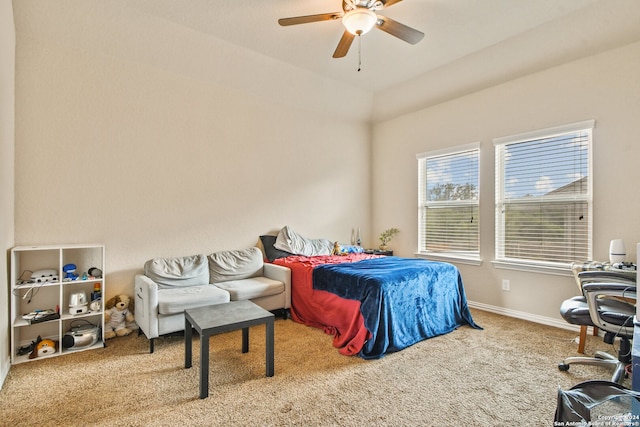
[417,143,480,258]
[494,121,593,267]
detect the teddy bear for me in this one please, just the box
[104,294,135,339]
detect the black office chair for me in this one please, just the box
[558,270,636,384]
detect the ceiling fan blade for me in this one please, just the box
[375,15,424,44]
[278,13,342,26]
[381,0,404,8]
[333,30,355,58]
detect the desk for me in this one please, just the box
[184,300,274,399]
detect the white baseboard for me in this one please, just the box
[0,358,10,391]
[468,300,580,333]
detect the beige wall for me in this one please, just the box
[1,0,15,386]
[6,4,640,380]
[14,37,372,299]
[371,40,640,324]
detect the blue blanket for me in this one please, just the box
[313,257,481,359]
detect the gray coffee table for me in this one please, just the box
[184,300,275,399]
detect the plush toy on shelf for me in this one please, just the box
[28,335,58,359]
[62,263,79,281]
[104,294,135,339]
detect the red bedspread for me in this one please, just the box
[273,254,381,356]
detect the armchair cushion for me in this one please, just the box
[158,285,230,315]
[214,277,284,301]
[144,254,209,289]
[208,247,263,283]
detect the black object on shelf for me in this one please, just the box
[30,311,61,324]
[17,341,36,355]
[364,249,393,256]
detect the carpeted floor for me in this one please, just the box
[0,309,628,426]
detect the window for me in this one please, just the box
[494,120,593,271]
[417,142,480,260]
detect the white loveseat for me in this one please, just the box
[134,247,291,352]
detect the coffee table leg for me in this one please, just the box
[242,327,249,353]
[185,317,192,369]
[266,318,274,377]
[200,334,209,399]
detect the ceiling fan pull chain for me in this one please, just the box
[357,34,362,72]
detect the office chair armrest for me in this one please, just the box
[582,282,636,296]
[578,270,636,285]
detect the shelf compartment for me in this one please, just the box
[13,285,60,322]
[61,340,105,356]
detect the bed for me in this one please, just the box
[268,239,480,359]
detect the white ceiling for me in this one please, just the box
[12,0,640,121]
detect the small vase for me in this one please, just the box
[379,244,388,251]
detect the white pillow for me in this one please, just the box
[274,226,333,256]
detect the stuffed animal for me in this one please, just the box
[104,294,135,339]
[333,241,340,255]
[63,263,79,280]
[29,335,58,359]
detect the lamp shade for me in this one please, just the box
[609,238,626,264]
[342,9,377,35]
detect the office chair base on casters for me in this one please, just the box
[559,351,629,384]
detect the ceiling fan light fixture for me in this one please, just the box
[342,9,377,35]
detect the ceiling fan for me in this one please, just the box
[278,0,425,58]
